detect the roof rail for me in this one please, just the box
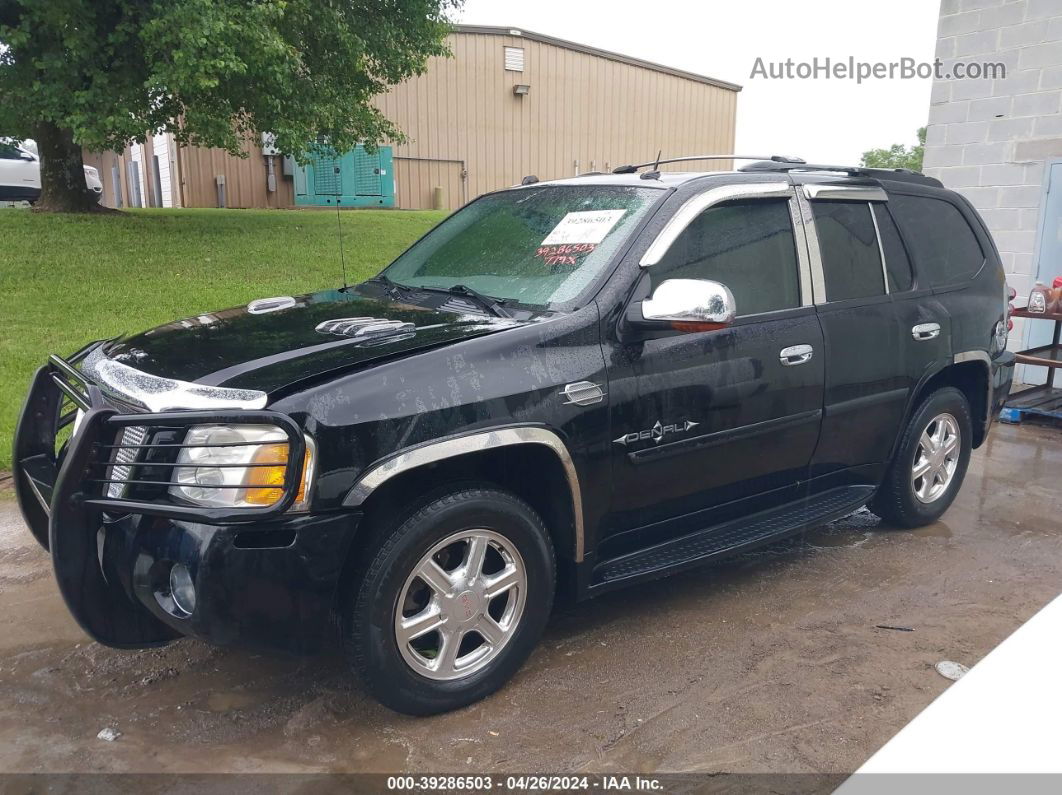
[611,154,805,174]
[738,160,942,187]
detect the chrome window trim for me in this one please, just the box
[803,184,889,202]
[81,347,268,412]
[343,426,585,562]
[788,196,814,307]
[638,181,791,267]
[794,191,827,304]
[868,203,891,295]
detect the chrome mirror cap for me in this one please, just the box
[642,279,736,326]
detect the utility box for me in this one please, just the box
[294,145,395,207]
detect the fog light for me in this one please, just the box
[169,563,196,615]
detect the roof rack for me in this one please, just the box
[738,160,942,187]
[611,154,805,174]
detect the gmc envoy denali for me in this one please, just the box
[14,155,1014,714]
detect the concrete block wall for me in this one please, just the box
[924,0,1062,360]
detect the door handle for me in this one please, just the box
[912,322,941,341]
[779,344,814,366]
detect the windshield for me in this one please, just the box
[381,185,663,308]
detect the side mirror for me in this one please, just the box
[638,278,736,332]
[19,151,35,162]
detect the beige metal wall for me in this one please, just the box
[95,30,737,211]
[376,31,738,209]
[177,137,293,209]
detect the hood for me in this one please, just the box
[100,287,526,394]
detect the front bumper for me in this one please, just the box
[12,351,359,653]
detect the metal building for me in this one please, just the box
[87,25,740,211]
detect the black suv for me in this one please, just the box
[14,156,1014,715]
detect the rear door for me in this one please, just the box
[799,185,907,487]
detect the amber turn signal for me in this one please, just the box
[243,443,312,507]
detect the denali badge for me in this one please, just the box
[614,419,699,446]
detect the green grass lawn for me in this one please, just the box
[0,207,445,471]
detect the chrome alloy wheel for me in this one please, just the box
[395,529,527,681]
[911,413,961,504]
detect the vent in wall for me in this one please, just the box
[504,46,525,72]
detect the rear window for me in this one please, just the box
[812,202,884,302]
[888,194,985,287]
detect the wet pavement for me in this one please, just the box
[1,422,1060,774]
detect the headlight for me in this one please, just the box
[168,424,315,511]
[84,166,98,179]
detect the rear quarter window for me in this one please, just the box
[888,194,985,288]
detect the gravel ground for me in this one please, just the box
[0,422,1060,775]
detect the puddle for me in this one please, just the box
[909,522,953,539]
[802,526,871,549]
[207,691,261,712]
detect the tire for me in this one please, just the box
[343,486,556,715]
[869,386,972,528]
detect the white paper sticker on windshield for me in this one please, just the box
[541,210,627,245]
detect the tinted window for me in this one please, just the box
[813,201,884,301]
[651,199,800,316]
[873,204,913,292]
[889,194,985,287]
[0,142,24,160]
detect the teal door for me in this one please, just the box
[294,145,394,207]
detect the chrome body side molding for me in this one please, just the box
[953,350,994,435]
[954,350,991,365]
[343,427,585,561]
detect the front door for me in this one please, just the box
[604,189,824,550]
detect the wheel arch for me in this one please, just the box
[904,353,990,451]
[343,427,584,565]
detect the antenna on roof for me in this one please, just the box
[640,149,664,180]
[334,166,348,291]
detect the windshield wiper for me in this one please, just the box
[420,284,513,319]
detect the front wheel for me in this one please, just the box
[870,386,972,528]
[343,486,556,715]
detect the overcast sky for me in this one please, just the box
[456,0,940,166]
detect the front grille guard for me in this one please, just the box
[71,408,307,524]
[18,346,307,529]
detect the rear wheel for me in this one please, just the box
[870,387,972,528]
[343,486,555,715]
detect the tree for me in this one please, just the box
[0,0,457,212]
[860,127,926,172]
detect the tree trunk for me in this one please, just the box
[34,122,97,213]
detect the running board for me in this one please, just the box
[591,486,875,589]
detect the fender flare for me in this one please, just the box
[342,426,585,562]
